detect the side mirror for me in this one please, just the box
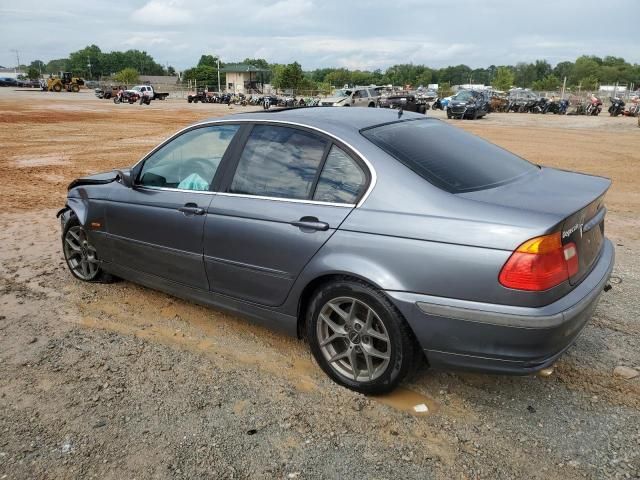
[115,169,133,188]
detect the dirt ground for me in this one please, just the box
[1,89,639,480]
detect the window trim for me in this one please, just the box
[220,122,372,206]
[130,119,376,207]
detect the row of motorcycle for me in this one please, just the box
[498,95,640,117]
[187,90,322,108]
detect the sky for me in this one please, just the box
[1,0,638,71]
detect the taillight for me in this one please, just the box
[499,232,579,291]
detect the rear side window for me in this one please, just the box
[361,119,537,193]
[314,146,365,204]
[229,125,327,199]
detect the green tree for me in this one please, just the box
[572,56,600,85]
[532,74,561,91]
[26,67,40,80]
[197,55,220,68]
[553,61,574,83]
[114,67,139,85]
[167,66,176,76]
[513,62,537,87]
[579,75,599,91]
[272,62,304,90]
[492,67,514,91]
[68,44,102,78]
[45,58,69,74]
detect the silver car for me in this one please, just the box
[321,88,379,107]
[59,108,614,393]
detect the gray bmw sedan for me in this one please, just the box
[58,108,614,393]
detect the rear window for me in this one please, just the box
[361,119,537,193]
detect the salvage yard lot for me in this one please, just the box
[0,89,639,479]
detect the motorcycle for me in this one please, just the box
[585,95,603,116]
[431,98,443,110]
[113,89,138,104]
[558,99,569,114]
[608,97,625,117]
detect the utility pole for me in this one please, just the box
[561,76,567,99]
[87,56,92,79]
[10,49,20,74]
[217,58,221,93]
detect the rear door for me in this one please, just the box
[204,123,370,306]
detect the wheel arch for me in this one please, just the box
[295,272,389,339]
[62,196,90,226]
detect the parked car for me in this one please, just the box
[17,78,41,88]
[58,108,614,394]
[0,77,18,87]
[447,90,490,119]
[378,93,428,113]
[321,88,379,107]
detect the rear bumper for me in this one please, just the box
[386,239,615,374]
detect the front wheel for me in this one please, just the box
[307,279,419,394]
[62,216,113,283]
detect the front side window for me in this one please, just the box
[229,125,326,200]
[314,146,366,204]
[139,125,239,190]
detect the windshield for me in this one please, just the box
[131,86,142,92]
[453,91,475,101]
[361,119,537,193]
[332,89,351,97]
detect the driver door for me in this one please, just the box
[106,124,240,290]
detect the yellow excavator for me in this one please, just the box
[45,72,85,92]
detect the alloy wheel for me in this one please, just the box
[316,296,391,382]
[63,225,100,281]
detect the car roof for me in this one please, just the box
[205,107,427,136]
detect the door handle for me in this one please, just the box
[179,203,205,216]
[291,216,329,231]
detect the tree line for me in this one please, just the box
[22,44,640,93]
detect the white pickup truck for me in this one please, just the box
[126,85,169,101]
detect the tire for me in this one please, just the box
[62,215,113,283]
[52,83,62,92]
[71,84,79,93]
[113,97,119,104]
[368,102,376,108]
[187,97,193,103]
[306,278,420,394]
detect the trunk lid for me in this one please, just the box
[562,194,607,285]
[459,166,611,285]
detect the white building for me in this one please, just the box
[0,68,26,79]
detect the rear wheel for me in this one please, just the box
[307,279,420,394]
[52,83,62,92]
[62,216,113,283]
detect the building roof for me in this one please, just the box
[220,63,269,73]
[139,75,180,84]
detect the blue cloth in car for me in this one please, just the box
[177,173,209,191]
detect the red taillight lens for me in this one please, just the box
[499,233,579,291]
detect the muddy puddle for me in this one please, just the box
[374,387,439,416]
